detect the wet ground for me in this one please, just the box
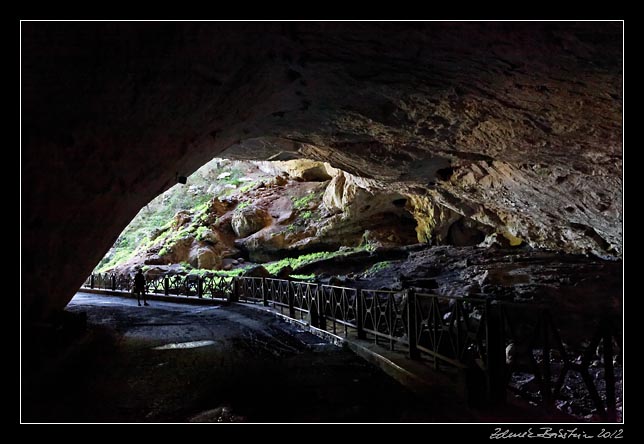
[22,293,476,423]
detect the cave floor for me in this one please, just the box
[23,293,482,423]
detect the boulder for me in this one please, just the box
[173,210,192,227]
[276,265,293,279]
[198,228,220,244]
[163,237,194,263]
[197,248,221,270]
[231,206,272,237]
[274,175,288,186]
[242,265,272,278]
[188,245,221,270]
[210,198,235,216]
[144,255,165,265]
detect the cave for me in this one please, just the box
[21,21,622,424]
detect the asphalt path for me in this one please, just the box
[23,292,451,423]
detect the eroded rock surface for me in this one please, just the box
[22,22,622,318]
[110,160,419,273]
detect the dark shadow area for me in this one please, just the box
[22,294,473,422]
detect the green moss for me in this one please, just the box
[366,260,392,275]
[238,181,256,193]
[96,246,138,272]
[172,226,192,241]
[94,159,331,274]
[290,273,315,281]
[195,225,209,241]
[214,267,249,277]
[193,201,211,214]
[94,173,216,272]
[236,201,250,211]
[292,193,318,210]
[263,249,359,275]
[219,167,245,187]
[284,224,299,234]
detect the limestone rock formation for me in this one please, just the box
[231,206,272,238]
[22,22,622,319]
[189,246,221,270]
[255,159,334,182]
[105,161,422,271]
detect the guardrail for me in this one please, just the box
[82,272,235,301]
[81,272,621,420]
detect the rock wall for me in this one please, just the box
[22,22,622,319]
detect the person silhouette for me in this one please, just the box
[134,269,149,306]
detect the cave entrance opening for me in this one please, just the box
[92,157,420,283]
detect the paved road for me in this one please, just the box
[23,292,457,423]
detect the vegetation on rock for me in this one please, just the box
[95,157,531,281]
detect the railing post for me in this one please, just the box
[308,285,320,328]
[237,277,244,302]
[288,280,295,318]
[602,318,617,422]
[433,298,440,370]
[229,277,238,303]
[90,274,95,289]
[318,286,326,331]
[164,275,169,296]
[262,278,268,307]
[485,300,507,406]
[407,289,420,360]
[356,289,366,339]
[198,277,203,298]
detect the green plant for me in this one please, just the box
[214,266,251,277]
[364,242,378,253]
[366,261,392,275]
[236,201,250,211]
[238,181,256,193]
[290,273,315,281]
[284,224,299,234]
[262,249,359,275]
[292,192,318,210]
[195,225,209,241]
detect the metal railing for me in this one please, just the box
[361,289,409,351]
[265,278,291,314]
[82,272,233,301]
[413,292,488,369]
[81,272,621,420]
[237,276,264,303]
[321,284,359,336]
